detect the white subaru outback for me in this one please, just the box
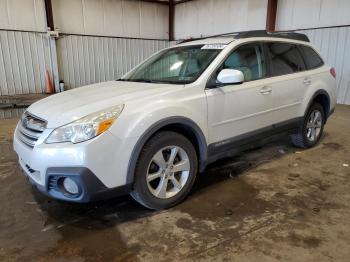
[14,31,336,210]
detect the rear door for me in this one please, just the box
[298,45,327,103]
[263,41,307,121]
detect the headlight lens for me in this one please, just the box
[46,104,124,144]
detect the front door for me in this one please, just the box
[205,42,276,146]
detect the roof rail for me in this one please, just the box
[178,30,310,44]
[231,30,310,42]
[178,37,205,44]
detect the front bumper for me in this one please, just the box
[13,121,137,202]
[19,165,131,202]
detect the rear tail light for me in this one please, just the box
[330,67,336,78]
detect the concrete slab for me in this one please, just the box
[0,105,349,261]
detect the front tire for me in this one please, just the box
[130,131,198,210]
[290,102,325,148]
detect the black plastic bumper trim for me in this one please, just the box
[45,167,131,202]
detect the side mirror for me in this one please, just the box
[217,69,244,85]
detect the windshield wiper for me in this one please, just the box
[118,78,162,83]
[117,78,188,84]
[133,79,158,83]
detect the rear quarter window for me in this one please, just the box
[299,45,324,69]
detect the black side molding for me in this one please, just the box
[206,117,303,165]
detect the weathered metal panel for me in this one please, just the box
[52,0,169,40]
[276,0,350,31]
[0,0,46,32]
[298,27,350,105]
[0,30,52,95]
[56,35,170,89]
[174,0,267,40]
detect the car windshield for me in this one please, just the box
[119,45,223,84]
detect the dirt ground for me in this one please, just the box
[0,102,349,262]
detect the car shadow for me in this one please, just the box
[33,135,301,230]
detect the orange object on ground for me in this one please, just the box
[45,70,54,94]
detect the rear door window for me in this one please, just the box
[299,45,324,69]
[265,42,306,76]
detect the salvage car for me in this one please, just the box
[14,30,336,210]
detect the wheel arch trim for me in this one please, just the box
[305,89,331,119]
[126,117,208,185]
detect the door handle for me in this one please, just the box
[260,86,272,95]
[303,78,312,85]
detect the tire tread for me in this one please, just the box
[290,102,325,148]
[290,132,307,148]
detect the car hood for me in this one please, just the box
[27,81,181,128]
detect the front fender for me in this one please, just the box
[125,116,208,184]
[108,94,208,184]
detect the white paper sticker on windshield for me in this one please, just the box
[201,44,227,50]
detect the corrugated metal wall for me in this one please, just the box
[1,0,349,107]
[0,30,52,95]
[0,30,171,94]
[276,0,350,31]
[56,35,170,89]
[0,0,46,32]
[275,0,350,105]
[297,27,350,105]
[52,0,169,40]
[0,0,170,95]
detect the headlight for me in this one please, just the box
[46,104,124,144]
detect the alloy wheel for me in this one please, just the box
[146,145,190,199]
[306,109,323,142]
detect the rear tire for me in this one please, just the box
[130,131,198,210]
[290,102,325,148]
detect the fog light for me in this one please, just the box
[62,177,79,195]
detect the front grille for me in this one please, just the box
[17,112,47,148]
